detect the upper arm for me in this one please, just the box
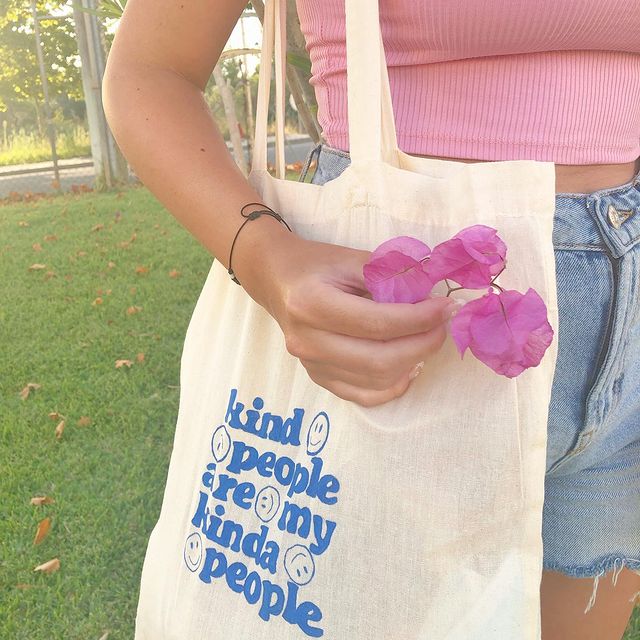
[106,0,250,90]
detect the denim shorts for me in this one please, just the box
[299,142,640,597]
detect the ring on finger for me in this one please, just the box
[409,361,425,380]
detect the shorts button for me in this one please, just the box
[607,204,635,229]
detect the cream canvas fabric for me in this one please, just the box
[134,0,559,637]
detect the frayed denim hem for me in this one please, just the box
[543,555,640,613]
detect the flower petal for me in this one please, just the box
[449,287,554,377]
[370,236,431,262]
[363,251,434,303]
[425,225,507,289]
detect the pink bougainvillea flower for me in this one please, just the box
[369,236,432,262]
[363,236,434,303]
[425,224,507,289]
[449,287,554,377]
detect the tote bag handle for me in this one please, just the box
[252,0,287,177]
[251,0,401,174]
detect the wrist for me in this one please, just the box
[227,204,291,284]
[229,211,300,312]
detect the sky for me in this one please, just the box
[102,8,264,76]
[227,12,263,75]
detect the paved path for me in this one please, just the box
[0,135,315,198]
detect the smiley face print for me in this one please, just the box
[254,485,281,523]
[211,425,232,462]
[306,411,330,456]
[284,544,316,586]
[184,532,203,572]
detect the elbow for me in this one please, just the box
[102,55,126,136]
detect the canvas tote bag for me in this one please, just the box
[134,0,560,637]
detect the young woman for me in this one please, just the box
[103,1,640,638]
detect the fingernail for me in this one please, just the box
[409,361,425,380]
[442,298,465,319]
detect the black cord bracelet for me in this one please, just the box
[228,202,292,285]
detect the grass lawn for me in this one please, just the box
[0,184,213,638]
[1,184,638,638]
[0,127,91,167]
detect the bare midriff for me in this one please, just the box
[413,154,640,195]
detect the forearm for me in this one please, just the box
[102,62,290,282]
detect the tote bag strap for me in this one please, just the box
[252,0,286,177]
[252,0,400,175]
[345,0,400,166]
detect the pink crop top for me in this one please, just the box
[295,0,640,164]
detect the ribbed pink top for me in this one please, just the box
[295,0,640,164]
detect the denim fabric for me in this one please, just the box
[299,143,640,583]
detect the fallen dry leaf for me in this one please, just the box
[126,305,142,315]
[98,632,110,640]
[92,223,105,232]
[32,242,42,252]
[107,261,116,269]
[44,234,58,242]
[135,265,149,274]
[33,558,60,574]
[118,233,137,249]
[28,263,46,271]
[33,517,51,545]
[30,496,55,506]
[92,297,103,307]
[168,269,180,278]
[20,383,41,400]
[18,220,30,227]
[55,419,65,439]
[77,416,91,427]
[44,271,56,280]
[136,352,145,363]
[115,359,133,369]
[48,411,64,421]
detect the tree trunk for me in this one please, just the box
[213,63,248,175]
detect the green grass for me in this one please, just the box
[0,184,213,638]
[0,126,91,166]
[628,608,640,639]
[0,184,638,638]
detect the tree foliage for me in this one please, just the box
[0,0,82,125]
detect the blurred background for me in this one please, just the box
[0,0,320,201]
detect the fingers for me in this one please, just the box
[291,282,457,341]
[288,324,447,387]
[288,322,446,406]
[306,373,414,408]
